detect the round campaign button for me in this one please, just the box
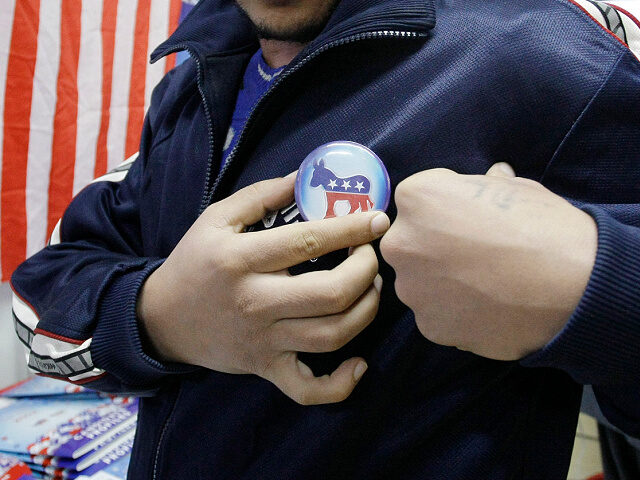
[295,141,390,222]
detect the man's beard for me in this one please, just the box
[235,1,341,43]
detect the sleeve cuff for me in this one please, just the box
[91,259,197,388]
[522,206,640,385]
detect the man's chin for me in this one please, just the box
[253,21,328,43]
[236,0,340,43]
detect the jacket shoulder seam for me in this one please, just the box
[539,50,626,183]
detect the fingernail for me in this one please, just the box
[371,213,390,234]
[353,362,368,383]
[285,170,298,178]
[373,274,383,293]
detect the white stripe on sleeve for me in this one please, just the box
[12,292,39,331]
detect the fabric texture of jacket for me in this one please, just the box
[11,0,640,478]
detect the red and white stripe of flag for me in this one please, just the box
[0,0,183,281]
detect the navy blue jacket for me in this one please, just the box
[11,0,640,478]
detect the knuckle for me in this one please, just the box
[253,351,275,377]
[363,247,379,273]
[291,229,323,258]
[393,277,414,307]
[424,167,455,180]
[291,387,313,406]
[316,325,345,352]
[394,178,414,205]
[363,293,381,320]
[415,318,451,347]
[379,228,404,264]
[332,388,351,404]
[396,169,453,208]
[379,228,394,255]
[243,183,263,202]
[327,279,351,311]
[515,177,544,190]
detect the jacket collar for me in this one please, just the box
[151,0,436,62]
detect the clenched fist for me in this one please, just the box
[138,175,390,405]
[380,164,597,361]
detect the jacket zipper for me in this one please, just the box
[153,44,217,217]
[148,45,209,480]
[201,29,424,213]
[151,30,423,479]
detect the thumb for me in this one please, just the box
[486,162,516,178]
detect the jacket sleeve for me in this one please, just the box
[10,70,196,396]
[521,47,640,437]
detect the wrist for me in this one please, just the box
[136,266,183,364]
[530,208,598,352]
[559,209,598,316]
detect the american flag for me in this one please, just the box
[0,0,197,281]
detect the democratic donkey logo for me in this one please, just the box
[310,159,374,218]
[295,141,390,222]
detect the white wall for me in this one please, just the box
[0,283,29,389]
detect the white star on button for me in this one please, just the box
[342,180,351,190]
[328,179,338,190]
[355,181,364,191]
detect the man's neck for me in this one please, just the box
[259,39,307,68]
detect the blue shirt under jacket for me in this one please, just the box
[221,49,284,170]
[11,0,640,478]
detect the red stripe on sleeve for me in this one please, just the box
[47,0,82,239]
[609,4,640,30]
[164,0,183,73]
[36,372,108,385]
[94,0,119,179]
[33,327,85,345]
[1,0,41,281]
[124,0,152,159]
[566,0,629,49]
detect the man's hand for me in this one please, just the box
[380,164,597,361]
[137,175,390,405]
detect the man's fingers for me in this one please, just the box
[242,212,390,272]
[264,352,368,405]
[205,176,296,230]
[256,244,379,318]
[271,278,381,353]
[485,162,516,178]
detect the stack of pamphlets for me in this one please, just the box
[0,452,35,479]
[0,377,136,480]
